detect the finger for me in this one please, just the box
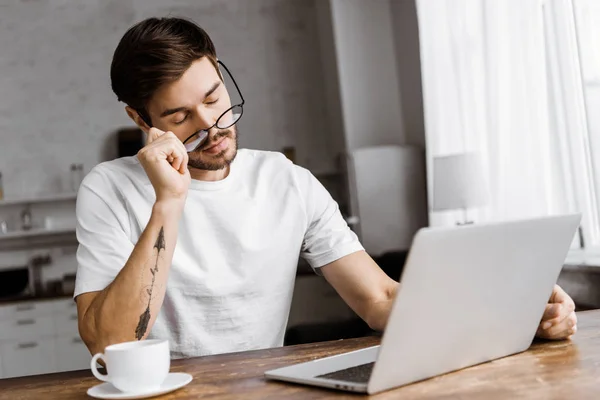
[541,304,574,329]
[168,139,187,172]
[152,132,181,161]
[171,153,181,171]
[538,324,577,340]
[147,127,165,145]
[542,302,573,326]
[180,145,189,174]
[539,312,577,337]
[550,285,575,309]
[144,132,188,173]
[166,137,188,174]
[143,135,183,165]
[541,303,561,321]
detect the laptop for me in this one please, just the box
[265,214,580,395]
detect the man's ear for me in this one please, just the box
[125,106,151,134]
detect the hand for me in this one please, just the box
[137,128,191,204]
[536,284,577,340]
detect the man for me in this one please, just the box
[75,17,577,358]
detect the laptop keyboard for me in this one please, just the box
[316,362,375,384]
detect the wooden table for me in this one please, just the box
[2,310,600,399]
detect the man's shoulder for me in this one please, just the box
[236,149,318,196]
[89,156,144,178]
[81,156,147,195]
[238,149,296,173]
[92,156,142,173]
[239,148,290,165]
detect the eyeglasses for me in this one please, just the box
[182,61,245,152]
[136,60,245,153]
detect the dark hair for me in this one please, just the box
[110,17,218,124]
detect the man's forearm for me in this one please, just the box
[321,251,400,332]
[79,201,182,353]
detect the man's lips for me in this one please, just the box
[203,136,228,154]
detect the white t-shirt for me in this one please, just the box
[74,149,363,358]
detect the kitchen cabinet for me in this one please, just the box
[0,298,90,379]
[54,336,90,373]
[52,309,79,335]
[1,338,55,378]
[0,315,55,341]
[0,300,56,321]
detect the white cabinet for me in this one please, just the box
[53,311,79,336]
[0,298,89,379]
[1,338,55,378]
[52,298,78,314]
[0,301,56,322]
[0,315,55,341]
[55,336,90,372]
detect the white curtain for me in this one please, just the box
[416,0,596,248]
[571,0,600,247]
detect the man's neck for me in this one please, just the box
[189,166,230,182]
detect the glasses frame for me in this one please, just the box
[135,60,245,148]
[182,61,245,148]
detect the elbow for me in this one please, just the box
[364,282,399,332]
[78,299,130,355]
[78,316,102,356]
[77,296,100,355]
[79,315,130,356]
[363,299,390,332]
[365,311,387,332]
[78,309,111,356]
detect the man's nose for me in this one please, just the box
[193,106,219,132]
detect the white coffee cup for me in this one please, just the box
[90,339,170,393]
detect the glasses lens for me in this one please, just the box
[183,130,209,152]
[216,105,243,130]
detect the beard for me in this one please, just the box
[187,125,238,171]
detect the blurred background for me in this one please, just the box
[0,0,599,380]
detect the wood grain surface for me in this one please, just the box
[2,311,600,399]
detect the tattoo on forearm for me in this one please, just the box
[135,227,165,340]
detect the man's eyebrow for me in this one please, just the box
[160,107,187,118]
[204,81,221,99]
[158,81,222,118]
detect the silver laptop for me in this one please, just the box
[265,214,580,395]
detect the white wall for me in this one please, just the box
[390,0,426,148]
[315,0,348,166]
[328,0,407,151]
[0,0,335,199]
[316,0,425,155]
[314,0,428,253]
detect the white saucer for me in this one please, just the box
[87,372,192,399]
